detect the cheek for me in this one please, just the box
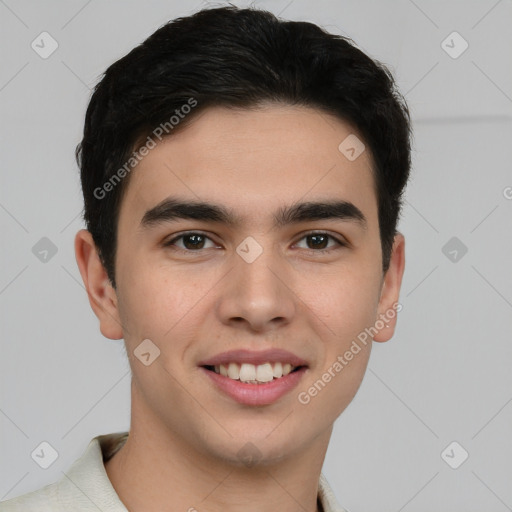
[115,267,179,339]
[298,266,381,342]
[116,261,218,351]
[295,342,371,426]
[297,265,380,416]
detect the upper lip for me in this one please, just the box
[198,349,308,367]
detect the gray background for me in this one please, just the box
[1,0,511,510]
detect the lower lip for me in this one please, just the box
[201,367,307,406]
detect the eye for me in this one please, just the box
[163,231,347,254]
[294,232,346,252]
[164,232,218,251]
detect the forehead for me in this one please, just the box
[119,104,378,229]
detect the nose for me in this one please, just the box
[215,239,296,333]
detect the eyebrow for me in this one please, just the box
[140,197,367,230]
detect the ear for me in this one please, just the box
[373,232,405,342]
[74,229,124,340]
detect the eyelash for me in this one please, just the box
[163,231,347,255]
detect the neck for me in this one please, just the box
[105,387,330,512]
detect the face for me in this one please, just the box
[78,104,404,466]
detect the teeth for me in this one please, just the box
[256,363,274,383]
[215,362,298,383]
[239,363,256,382]
[227,363,239,380]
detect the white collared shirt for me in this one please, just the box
[0,432,349,512]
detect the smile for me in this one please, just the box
[205,362,299,384]
[199,349,309,405]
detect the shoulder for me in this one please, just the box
[0,432,129,512]
[0,481,61,511]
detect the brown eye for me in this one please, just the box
[181,234,206,250]
[164,232,217,251]
[306,234,329,249]
[294,232,345,252]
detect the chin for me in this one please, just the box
[204,427,311,469]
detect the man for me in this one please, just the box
[0,5,411,512]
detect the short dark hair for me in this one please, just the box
[76,5,412,288]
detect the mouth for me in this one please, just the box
[198,349,309,405]
[202,362,304,384]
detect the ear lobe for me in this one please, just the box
[373,232,405,343]
[74,229,124,340]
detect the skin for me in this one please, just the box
[75,104,405,512]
